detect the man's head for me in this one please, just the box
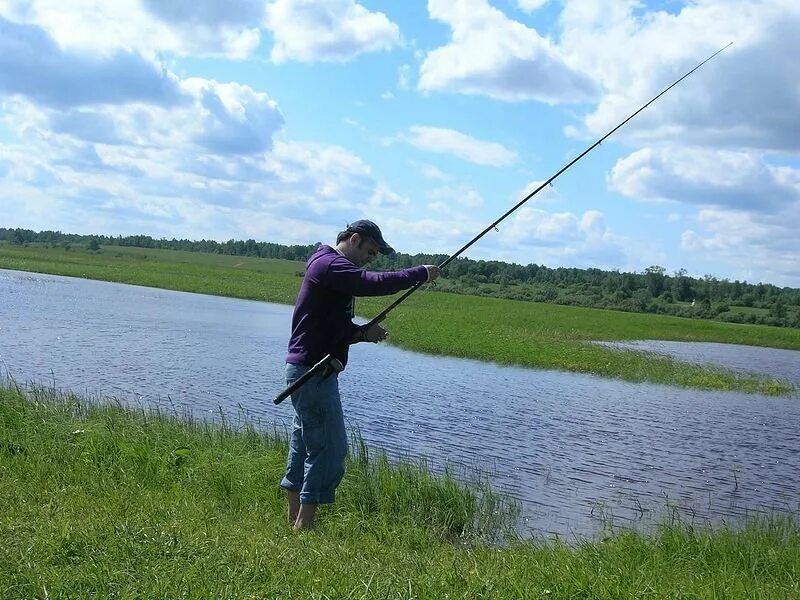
[336,220,394,266]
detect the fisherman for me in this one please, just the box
[280,220,441,530]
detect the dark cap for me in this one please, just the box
[346,219,394,255]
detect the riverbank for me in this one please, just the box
[2,243,799,395]
[2,383,798,598]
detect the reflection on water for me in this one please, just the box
[2,268,799,539]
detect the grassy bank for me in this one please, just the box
[2,383,799,598]
[2,243,799,395]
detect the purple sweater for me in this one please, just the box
[286,245,429,367]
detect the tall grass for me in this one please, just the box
[2,382,799,598]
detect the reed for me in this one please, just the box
[2,383,798,598]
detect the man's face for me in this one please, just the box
[350,235,381,266]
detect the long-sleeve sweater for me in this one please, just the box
[286,245,429,367]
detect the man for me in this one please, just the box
[280,219,441,530]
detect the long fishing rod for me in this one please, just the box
[273,42,732,405]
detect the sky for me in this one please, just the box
[1,0,798,287]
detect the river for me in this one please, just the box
[2,268,798,539]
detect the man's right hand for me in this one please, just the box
[364,323,389,343]
[424,265,441,282]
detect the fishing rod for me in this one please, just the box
[273,42,732,406]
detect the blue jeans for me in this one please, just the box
[279,363,348,504]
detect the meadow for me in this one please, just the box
[2,243,799,395]
[2,382,799,598]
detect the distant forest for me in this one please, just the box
[3,227,799,328]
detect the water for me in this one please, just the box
[2,268,799,539]
[598,340,800,386]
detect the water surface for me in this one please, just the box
[599,340,800,386]
[2,268,798,538]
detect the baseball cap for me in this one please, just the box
[346,219,394,255]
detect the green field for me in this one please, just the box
[2,383,798,598]
[2,243,799,395]
[730,305,772,316]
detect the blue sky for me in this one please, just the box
[1,0,798,286]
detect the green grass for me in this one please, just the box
[2,383,799,598]
[2,243,799,395]
[730,305,771,316]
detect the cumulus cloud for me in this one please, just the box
[3,78,285,157]
[487,206,627,268]
[401,126,518,167]
[555,1,800,285]
[265,0,400,63]
[419,0,598,103]
[182,79,285,155]
[560,0,800,152]
[1,71,403,238]
[504,207,588,245]
[0,17,182,108]
[0,0,262,58]
[681,206,800,286]
[609,147,800,212]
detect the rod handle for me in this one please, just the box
[273,354,333,405]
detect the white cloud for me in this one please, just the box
[419,0,598,103]
[397,64,412,91]
[265,0,400,63]
[609,147,799,212]
[418,164,450,181]
[402,126,518,167]
[428,201,449,213]
[559,0,800,152]
[182,79,285,154]
[0,16,182,108]
[517,0,548,13]
[514,179,560,205]
[142,0,265,26]
[3,78,285,157]
[504,207,584,244]
[0,81,407,240]
[681,207,800,286]
[367,185,409,211]
[0,0,262,58]
[489,206,628,268]
[426,184,485,209]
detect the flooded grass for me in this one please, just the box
[2,244,799,395]
[2,382,799,598]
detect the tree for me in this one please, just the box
[645,265,666,297]
[87,238,100,251]
[770,297,787,320]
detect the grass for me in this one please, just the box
[730,305,771,316]
[2,382,799,598]
[2,243,799,395]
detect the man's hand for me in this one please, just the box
[363,323,389,343]
[424,265,441,282]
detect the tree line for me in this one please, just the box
[1,228,316,261]
[3,227,799,328]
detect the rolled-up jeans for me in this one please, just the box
[280,362,348,505]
